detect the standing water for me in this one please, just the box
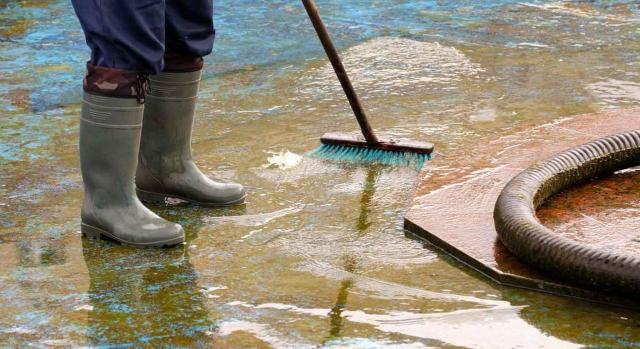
[1,1,640,347]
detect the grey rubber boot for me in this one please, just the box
[136,71,246,206]
[80,92,185,247]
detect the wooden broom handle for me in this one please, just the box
[301,0,379,145]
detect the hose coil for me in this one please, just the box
[494,130,640,295]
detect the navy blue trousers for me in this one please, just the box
[72,0,214,74]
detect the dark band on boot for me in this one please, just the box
[84,63,150,103]
[163,52,204,73]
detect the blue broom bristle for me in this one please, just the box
[307,144,432,170]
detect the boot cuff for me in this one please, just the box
[84,63,146,100]
[163,52,204,73]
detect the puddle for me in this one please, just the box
[204,205,305,227]
[299,37,485,100]
[588,79,640,108]
[229,301,578,349]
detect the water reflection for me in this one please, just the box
[327,256,356,340]
[16,237,66,268]
[82,209,217,347]
[500,286,639,348]
[325,168,376,339]
[356,167,380,233]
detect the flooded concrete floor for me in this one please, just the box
[1,0,640,348]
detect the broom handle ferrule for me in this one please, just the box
[301,0,380,145]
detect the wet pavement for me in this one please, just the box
[2,0,640,348]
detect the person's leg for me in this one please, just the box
[164,0,215,72]
[72,0,167,97]
[136,0,246,206]
[72,0,185,246]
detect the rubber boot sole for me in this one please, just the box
[81,222,184,248]
[136,188,247,207]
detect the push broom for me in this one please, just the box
[302,0,434,169]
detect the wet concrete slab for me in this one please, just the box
[538,169,640,255]
[404,108,640,307]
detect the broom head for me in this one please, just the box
[308,132,434,169]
